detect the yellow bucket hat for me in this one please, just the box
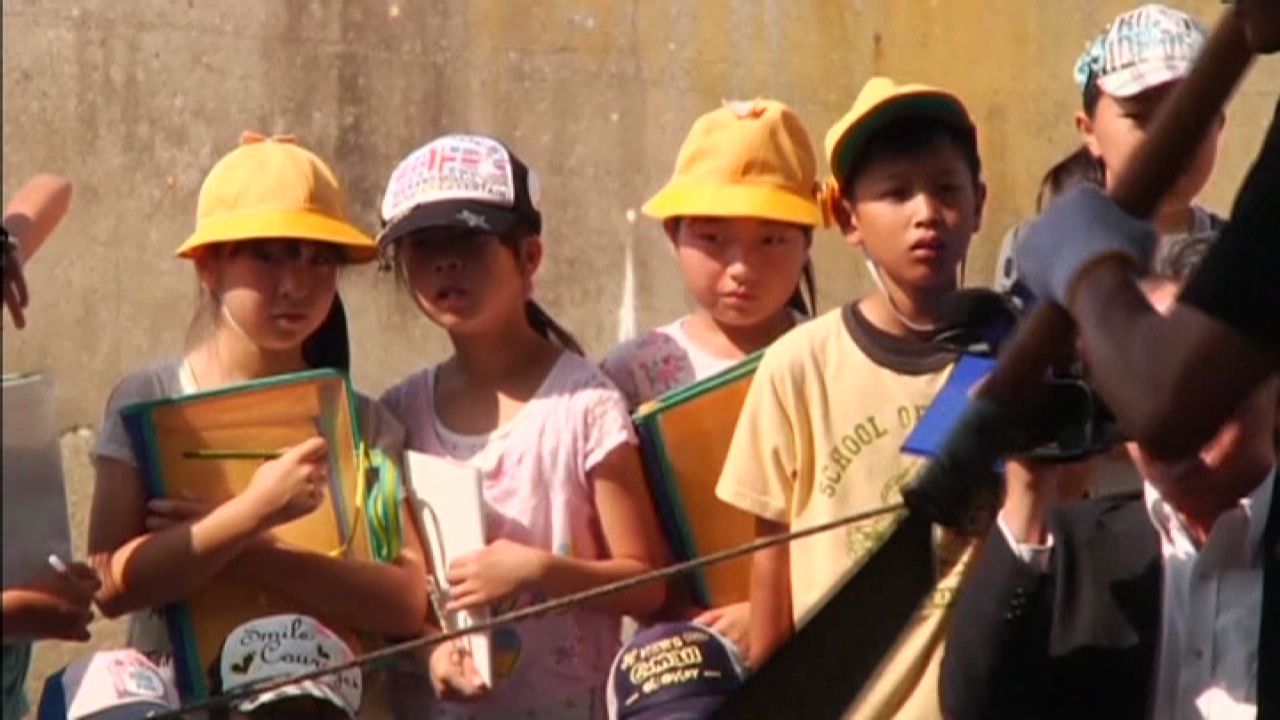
[824,77,975,192]
[642,99,823,227]
[175,132,376,262]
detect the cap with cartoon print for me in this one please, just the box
[1073,4,1209,100]
[378,134,542,248]
[38,649,179,720]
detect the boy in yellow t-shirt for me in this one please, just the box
[715,77,986,718]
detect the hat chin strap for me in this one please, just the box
[862,258,966,335]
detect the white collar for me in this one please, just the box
[1143,466,1274,560]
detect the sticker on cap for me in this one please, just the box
[381,135,516,224]
[107,655,169,700]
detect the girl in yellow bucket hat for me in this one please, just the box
[600,98,824,662]
[85,133,430,692]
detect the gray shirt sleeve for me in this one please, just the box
[91,361,184,466]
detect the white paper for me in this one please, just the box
[405,450,492,687]
[2,372,72,589]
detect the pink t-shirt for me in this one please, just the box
[380,352,636,717]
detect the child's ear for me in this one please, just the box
[519,236,544,279]
[836,198,862,249]
[192,249,221,295]
[1075,110,1103,162]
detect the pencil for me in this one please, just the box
[183,449,284,460]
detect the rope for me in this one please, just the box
[149,502,906,719]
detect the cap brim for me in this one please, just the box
[81,700,176,720]
[623,694,729,720]
[831,92,974,188]
[235,681,354,719]
[1095,62,1191,98]
[377,201,522,247]
[641,183,822,226]
[175,209,377,263]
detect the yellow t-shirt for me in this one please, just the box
[715,303,978,719]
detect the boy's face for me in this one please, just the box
[1234,0,1280,53]
[1077,82,1222,209]
[842,141,984,293]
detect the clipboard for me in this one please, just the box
[900,355,997,459]
[404,450,493,687]
[120,368,384,699]
[2,372,72,590]
[632,354,761,608]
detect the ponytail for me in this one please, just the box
[1036,146,1105,212]
[525,300,584,356]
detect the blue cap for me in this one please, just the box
[606,622,747,720]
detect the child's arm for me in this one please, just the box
[445,443,666,617]
[89,438,329,617]
[748,518,792,669]
[232,498,430,638]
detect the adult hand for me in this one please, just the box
[999,459,1062,546]
[428,639,489,701]
[2,563,100,642]
[240,437,329,530]
[1014,185,1157,306]
[445,539,547,611]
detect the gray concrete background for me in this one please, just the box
[3,1,1278,714]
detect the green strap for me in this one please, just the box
[362,447,403,563]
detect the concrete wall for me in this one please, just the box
[4,1,1277,712]
[4,0,1278,425]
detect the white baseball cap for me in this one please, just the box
[38,649,179,720]
[1074,4,1208,99]
[217,614,362,718]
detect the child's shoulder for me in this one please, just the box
[377,365,435,413]
[600,321,697,404]
[553,351,630,399]
[105,359,185,408]
[602,322,690,372]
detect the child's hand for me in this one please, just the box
[2,564,100,642]
[241,437,329,530]
[429,639,489,701]
[694,601,751,660]
[445,539,548,611]
[144,493,217,531]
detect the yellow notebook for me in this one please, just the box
[633,354,761,608]
[120,368,394,699]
